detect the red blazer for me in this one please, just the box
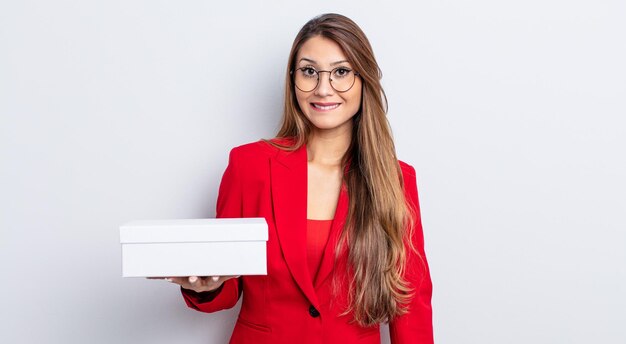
[182,140,433,344]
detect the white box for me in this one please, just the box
[120,218,268,277]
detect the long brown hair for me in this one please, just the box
[273,13,415,326]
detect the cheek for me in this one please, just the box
[345,87,362,112]
[295,90,309,112]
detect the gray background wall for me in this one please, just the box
[1,1,624,343]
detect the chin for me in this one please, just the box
[308,119,353,133]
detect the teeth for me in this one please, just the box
[313,103,339,110]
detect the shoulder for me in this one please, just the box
[228,138,285,159]
[227,137,298,166]
[398,160,417,183]
[398,160,421,205]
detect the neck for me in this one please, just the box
[307,125,352,166]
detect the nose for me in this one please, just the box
[314,71,334,97]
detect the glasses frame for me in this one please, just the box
[290,67,360,93]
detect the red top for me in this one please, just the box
[306,219,333,282]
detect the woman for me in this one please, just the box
[169,13,433,343]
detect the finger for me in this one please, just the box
[175,276,239,293]
[201,275,239,288]
[169,277,189,286]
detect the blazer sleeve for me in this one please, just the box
[389,163,434,343]
[181,148,244,313]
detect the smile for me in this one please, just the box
[310,103,340,111]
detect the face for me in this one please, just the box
[294,35,362,135]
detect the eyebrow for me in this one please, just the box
[298,58,351,66]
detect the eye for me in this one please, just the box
[333,67,352,78]
[299,67,318,78]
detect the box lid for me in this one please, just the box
[120,218,268,244]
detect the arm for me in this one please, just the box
[180,148,244,313]
[389,164,434,343]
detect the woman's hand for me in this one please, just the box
[149,276,240,293]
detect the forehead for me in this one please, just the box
[296,35,349,65]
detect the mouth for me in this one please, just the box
[310,102,341,111]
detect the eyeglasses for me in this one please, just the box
[291,66,359,93]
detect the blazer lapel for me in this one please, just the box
[314,183,348,289]
[270,144,320,309]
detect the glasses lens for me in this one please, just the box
[329,67,355,92]
[294,67,318,92]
